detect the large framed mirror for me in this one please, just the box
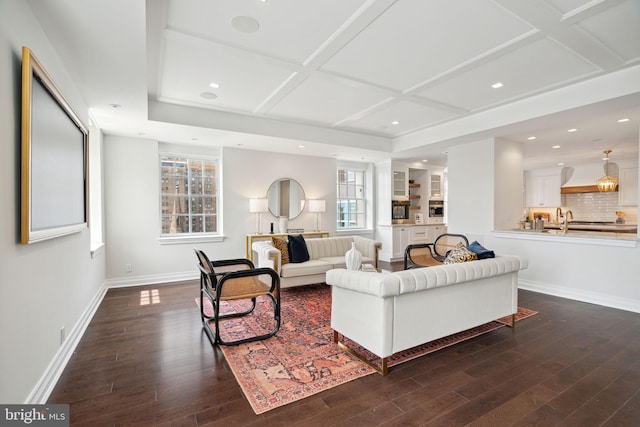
[267,178,305,219]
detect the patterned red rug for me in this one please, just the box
[198,284,536,414]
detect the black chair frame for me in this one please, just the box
[197,253,281,346]
[404,233,469,269]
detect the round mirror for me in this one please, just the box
[267,178,306,219]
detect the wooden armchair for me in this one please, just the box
[195,248,281,346]
[404,233,469,269]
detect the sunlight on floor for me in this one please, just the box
[140,289,160,305]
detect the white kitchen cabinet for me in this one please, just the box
[525,173,561,207]
[430,173,442,199]
[619,167,638,206]
[392,226,411,259]
[427,225,446,242]
[410,226,428,244]
[392,168,408,200]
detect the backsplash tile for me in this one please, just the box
[561,192,637,223]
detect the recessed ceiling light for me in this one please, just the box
[491,82,504,89]
[200,92,218,100]
[231,16,260,33]
[558,162,564,166]
[618,118,630,123]
[209,82,220,89]
[109,103,122,109]
[568,128,578,132]
[527,136,536,140]
[552,145,560,149]
[299,145,305,149]
[422,159,428,163]
[391,120,400,125]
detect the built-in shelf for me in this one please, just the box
[409,183,421,188]
[408,194,420,199]
[408,205,421,210]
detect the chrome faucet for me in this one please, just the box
[555,207,563,225]
[562,210,574,234]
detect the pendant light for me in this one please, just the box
[596,150,618,192]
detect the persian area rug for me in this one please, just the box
[198,284,537,414]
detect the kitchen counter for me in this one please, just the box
[495,228,638,247]
[544,222,637,233]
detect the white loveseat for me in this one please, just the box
[325,255,528,374]
[252,235,381,288]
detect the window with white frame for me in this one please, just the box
[336,168,365,229]
[160,154,219,235]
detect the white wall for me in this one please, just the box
[448,138,640,313]
[447,139,495,236]
[0,1,106,403]
[103,139,338,283]
[494,138,525,230]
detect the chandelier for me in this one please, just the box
[596,150,618,192]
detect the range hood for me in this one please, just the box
[560,164,619,194]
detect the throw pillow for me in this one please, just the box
[271,237,289,265]
[467,240,495,259]
[443,242,478,264]
[287,234,310,263]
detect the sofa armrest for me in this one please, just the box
[252,241,281,274]
[353,236,382,268]
[326,269,400,298]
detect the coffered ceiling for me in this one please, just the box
[27,0,640,168]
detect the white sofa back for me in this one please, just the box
[326,255,528,297]
[305,236,379,261]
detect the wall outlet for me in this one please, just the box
[60,326,65,344]
[125,263,133,272]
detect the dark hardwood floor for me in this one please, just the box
[49,261,640,426]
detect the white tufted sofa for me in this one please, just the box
[325,255,528,374]
[252,235,381,288]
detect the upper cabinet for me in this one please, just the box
[619,166,639,206]
[525,170,561,207]
[430,173,442,199]
[392,167,408,200]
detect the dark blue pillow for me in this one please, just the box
[287,234,310,263]
[467,241,495,259]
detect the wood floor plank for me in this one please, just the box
[46,266,640,426]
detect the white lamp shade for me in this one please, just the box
[308,199,326,213]
[249,198,268,213]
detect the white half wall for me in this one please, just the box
[448,138,640,313]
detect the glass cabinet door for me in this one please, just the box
[393,170,407,197]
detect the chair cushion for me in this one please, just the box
[288,234,310,263]
[443,242,478,264]
[467,241,495,259]
[272,236,289,264]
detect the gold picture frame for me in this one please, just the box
[21,47,89,244]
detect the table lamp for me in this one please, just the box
[249,198,268,234]
[308,199,326,232]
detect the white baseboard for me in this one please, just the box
[27,271,199,404]
[26,282,108,404]
[519,279,640,314]
[104,271,198,288]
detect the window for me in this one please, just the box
[160,154,218,235]
[337,168,365,229]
